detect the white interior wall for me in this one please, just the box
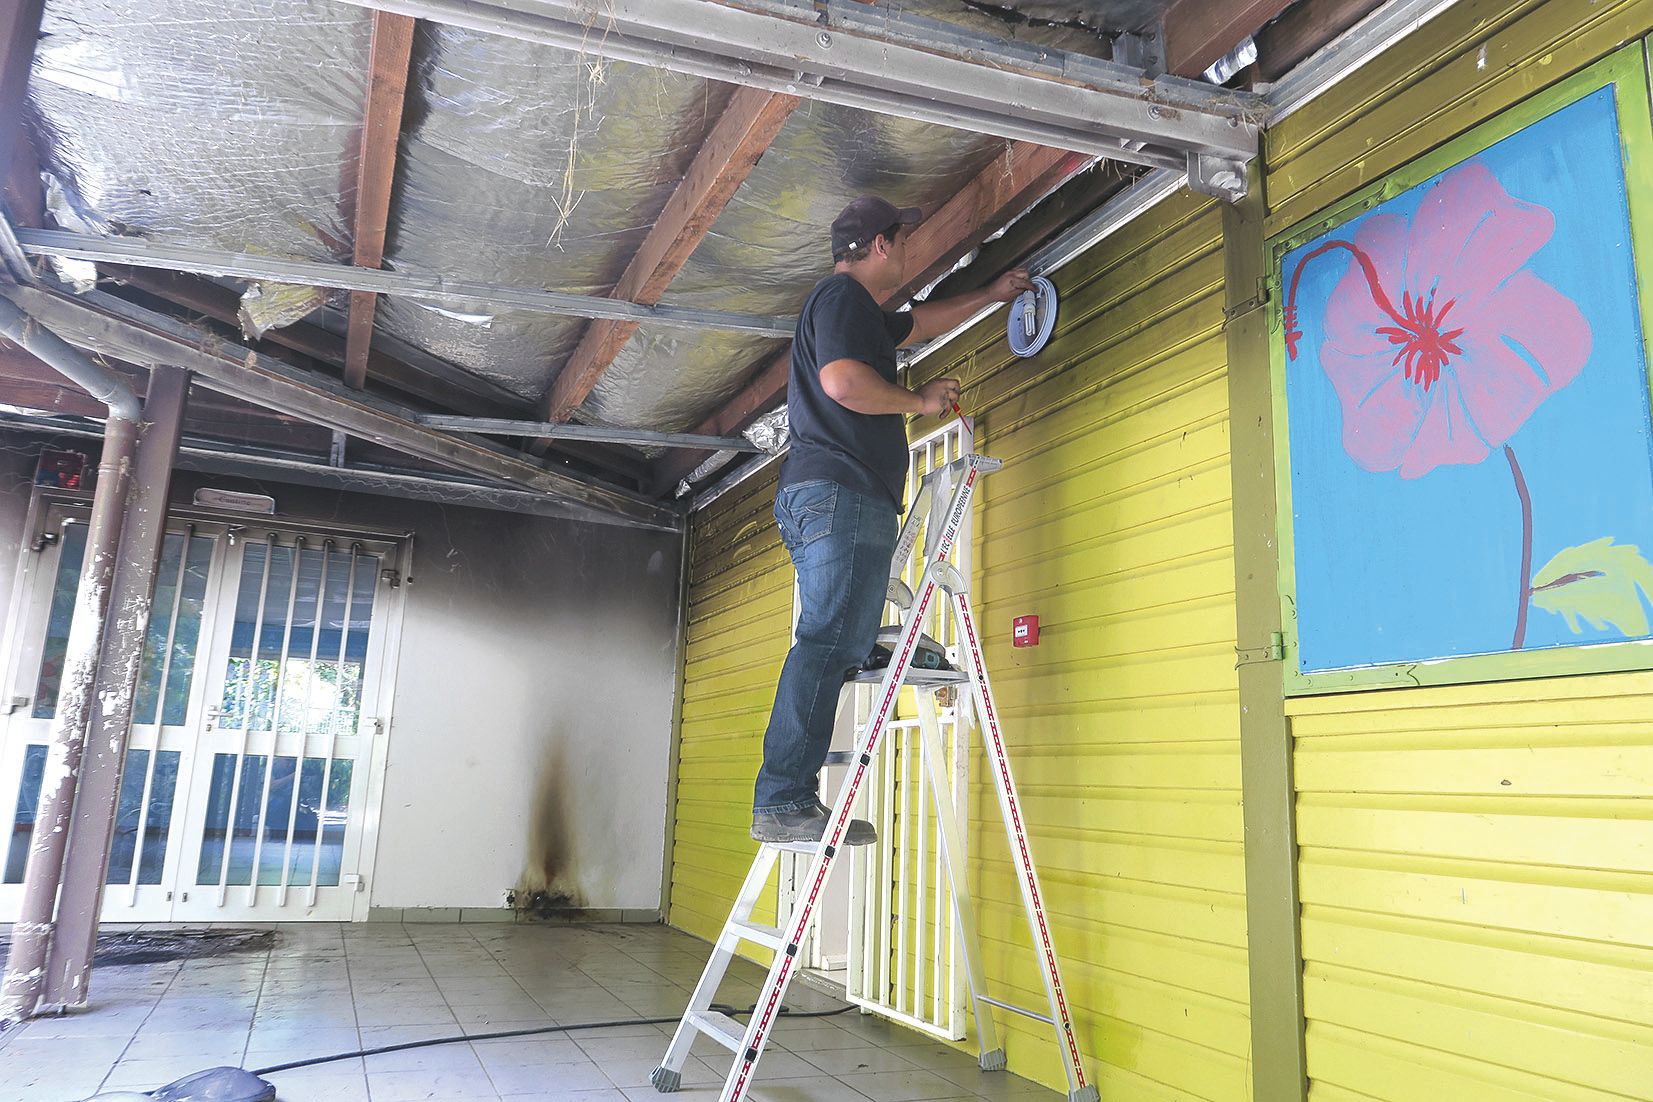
[0,430,683,914]
[375,497,681,911]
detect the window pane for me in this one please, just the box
[194,753,236,885]
[105,749,150,885]
[137,751,180,885]
[196,753,268,887]
[255,755,299,886]
[277,546,324,736]
[32,523,88,720]
[105,749,180,887]
[297,757,352,888]
[4,744,49,883]
[132,534,213,727]
[222,543,294,733]
[317,759,353,887]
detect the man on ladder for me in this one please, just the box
[752,194,1032,846]
[653,198,1096,1102]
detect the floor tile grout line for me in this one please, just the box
[421,920,515,1098]
[94,942,187,1092]
[338,920,372,1096]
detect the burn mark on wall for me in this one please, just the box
[514,738,585,914]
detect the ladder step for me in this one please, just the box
[726,919,786,951]
[846,666,968,687]
[688,1009,748,1053]
[823,750,853,765]
[979,994,1055,1026]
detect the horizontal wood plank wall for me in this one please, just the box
[909,185,1250,1100]
[668,465,789,961]
[1265,1,1653,1098]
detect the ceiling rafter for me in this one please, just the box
[1162,0,1296,77]
[648,141,1091,494]
[540,86,799,427]
[344,10,417,392]
[0,1,45,228]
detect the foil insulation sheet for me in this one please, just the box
[27,0,1144,448]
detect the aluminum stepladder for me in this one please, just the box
[653,454,1098,1102]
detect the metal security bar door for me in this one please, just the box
[844,422,973,1040]
[0,507,223,922]
[169,529,396,921]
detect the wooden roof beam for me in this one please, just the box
[1161,0,1296,78]
[648,141,1091,494]
[343,11,416,391]
[0,0,45,227]
[541,86,799,426]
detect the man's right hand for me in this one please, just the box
[915,377,962,416]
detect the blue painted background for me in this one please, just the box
[1280,87,1653,673]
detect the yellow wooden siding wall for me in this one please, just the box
[1265,1,1653,1098]
[910,188,1250,1101]
[668,464,790,956]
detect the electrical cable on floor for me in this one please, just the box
[248,1000,857,1075]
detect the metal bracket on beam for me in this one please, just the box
[1110,32,1164,76]
[1188,153,1250,202]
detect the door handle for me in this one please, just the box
[204,704,221,731]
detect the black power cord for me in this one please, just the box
[249,1000,856,1075]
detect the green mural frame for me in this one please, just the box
[1266,45,1653,696]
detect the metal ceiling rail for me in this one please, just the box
[12,228,799,338]
[0,412,672,530]
[412,414,765,452]
[0,284,683,531]
[335,0,1264,199]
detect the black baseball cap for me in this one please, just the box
[831,195,922,256]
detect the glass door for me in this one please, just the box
[0,507,224,921]
[0,506,403,924]
[168,530,394,922]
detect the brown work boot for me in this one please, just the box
[751,804,877,846]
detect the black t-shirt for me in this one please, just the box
[778,273,915,509]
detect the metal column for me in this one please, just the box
[0,302,142,1024]
[43,366,191,1009]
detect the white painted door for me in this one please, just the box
[0,508,402,923]
[168,530,396,922]
[0,506,223,921]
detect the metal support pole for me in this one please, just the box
[42,366,190,1010]
[0,297,143,1024]
[0,416,137,1023]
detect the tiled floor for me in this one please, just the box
[0,922,1063,1102]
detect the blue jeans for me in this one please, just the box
[754,480,898,813]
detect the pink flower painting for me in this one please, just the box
[1284,161,1595,648]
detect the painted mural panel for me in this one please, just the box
[1278,84,1653,678]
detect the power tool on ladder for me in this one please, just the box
[653,453,1099,1102]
